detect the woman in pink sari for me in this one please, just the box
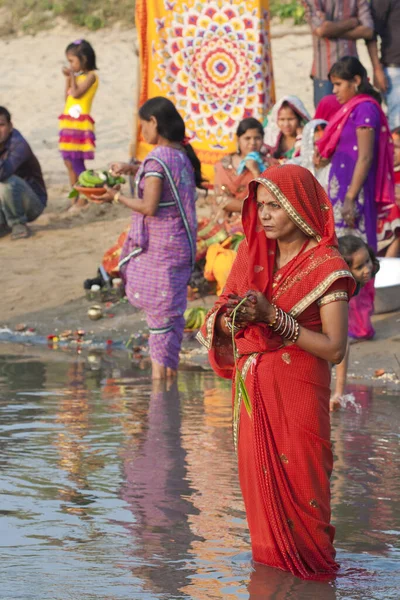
[316,56,396,339]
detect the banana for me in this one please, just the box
[184,308,197,329]
[192,307,206,329]
[192,308,201,329]
[78,170,105,187]
[195,310,204,329]
[77,170,126,188]
[205,229,228,247]
[184,307,207,330]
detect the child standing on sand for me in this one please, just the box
[59,39,99,209]
[330,235,380,411]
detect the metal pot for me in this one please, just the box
[88,305,103,320]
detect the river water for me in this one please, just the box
[0,348,399,599]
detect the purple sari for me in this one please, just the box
[327,101,381,248]
[119,146,197,369]
[324,100,383,339]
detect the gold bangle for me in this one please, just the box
[267,304,279,327]
[113,191,121,204]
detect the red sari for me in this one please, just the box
[197,165,355,580]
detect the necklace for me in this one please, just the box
[275,239,310,271]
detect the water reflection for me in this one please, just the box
[0,348,399,599]
[120,379,199,598]
[55,361,104,512]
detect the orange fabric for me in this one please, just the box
[204,243,237,295]
[132,1,275,180]
[102,229,129,277]
[214,156,256,201]
[198,165,355,580]
[135,0,148,109]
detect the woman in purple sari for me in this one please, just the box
[101,97,202,379]
[316,57,395,340]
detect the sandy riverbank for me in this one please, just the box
[0,22,372,322]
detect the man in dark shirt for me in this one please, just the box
[368,0,400,130]
[0,106,47,240]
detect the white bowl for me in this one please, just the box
[374,257,400,314]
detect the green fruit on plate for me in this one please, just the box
[78,170,105,187]
[205,230,228,247]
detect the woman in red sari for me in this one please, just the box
[197,164,355,580]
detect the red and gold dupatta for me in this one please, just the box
[198,164,355,374]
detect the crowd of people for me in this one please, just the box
[1,36,399,377]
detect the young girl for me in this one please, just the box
[290,119,330,190]
[263,95,311,162]
[330,235,380,411]
[59,39,99,209]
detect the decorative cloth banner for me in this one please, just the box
[134,0,275,180]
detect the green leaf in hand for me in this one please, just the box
[231,296,252,417]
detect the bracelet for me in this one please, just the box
[291,320,300,343]
[267,304,279,327]
[113,191,121,204]
[270,306,300,343]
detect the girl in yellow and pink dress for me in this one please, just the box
[59,39,99,209]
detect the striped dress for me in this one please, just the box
[58,72,99,160]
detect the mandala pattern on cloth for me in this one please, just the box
[134,0,275,179]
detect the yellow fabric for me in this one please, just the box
[59,73,98,154]
[58,119,95,131]
[62,73,99,117]
[204,243,237,295]
[59,142,96,152]
[134,0,275,181]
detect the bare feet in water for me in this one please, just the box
[151,361,177,380]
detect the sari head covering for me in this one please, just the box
[263,96,311,155]
[289,119,331,190]
[314,94,341,121]
[294,119,328,172]
[198,165,355,360]
[243,164,340,296]
[316,94,395,206]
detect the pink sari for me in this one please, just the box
[317,94,395,207]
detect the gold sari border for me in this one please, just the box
[195,307,219,350]
[289,270,354,318]
[255,177,321,241]
[317,291,348,307]
[233,353,258,454]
